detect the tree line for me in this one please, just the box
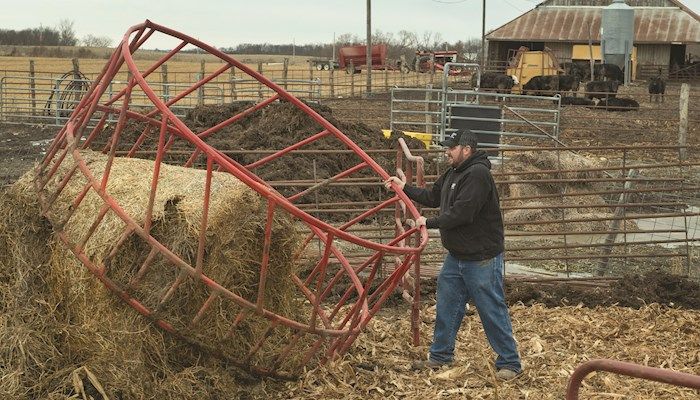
[1,22,480,62]
[217,30,483,61]
[0,20,112,48]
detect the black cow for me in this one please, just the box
[585,80,619,100]
[561,62,625,81]
[470,72,517,94]
[523,75,580,96]
[561,62,589,81]
[558,96,594,106]
[595,97,639,112]
[648,75,666,103]
[594,63,624,81]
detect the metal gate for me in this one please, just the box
[390,63,562,149]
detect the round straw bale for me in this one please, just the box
[0,183,66,399]
[505,150,603,182]
[24,149,310,376]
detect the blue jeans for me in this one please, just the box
[429,252,522,372]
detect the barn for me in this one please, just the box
[485,0,700,79]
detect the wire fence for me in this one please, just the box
[1,62,698,280]
[115,145,699,281]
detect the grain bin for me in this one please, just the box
[601,0,635,84]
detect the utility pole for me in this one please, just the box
[481,0,486,70]
[366,0,372,96]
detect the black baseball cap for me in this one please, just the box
[439,130,478,148]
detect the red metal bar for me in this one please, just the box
[256,198,276,312]
[189,292,218,328]
[126,124,154,158]
[309,233,333,331]
[128,247,159,288]
[76,204,111,252]
[100,76,135,191]
[144,117,168,235]
[287,161,368,202]
[566,359,700,399]
[195,94,281,141]
[246,128,331,170]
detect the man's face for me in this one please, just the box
[444,145,471,167]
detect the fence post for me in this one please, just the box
[596,169,637,276]
[230,67,237,101]
[384,65,388,93]
[425,84,433,135]
[161,64,169,102]
[283,58,289,90]
[329,61,335,98]
[415,57,420,86]
[350,61,355,97]
[72,58,80,79]
[198,60,205,105]
[679,83,689,161]
[257,61,264,99]
[29,60,36,115]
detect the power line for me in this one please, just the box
[430,0,468,4]
[503,0,526,12]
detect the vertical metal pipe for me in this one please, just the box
[366,0,372,96]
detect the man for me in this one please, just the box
[384,130,522,380]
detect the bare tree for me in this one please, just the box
[336,33,360,46]
[57,19,77,46]
[371,29,393,45]
[416,31,443,51]
[81,34,112,48]
[396,30,418,49]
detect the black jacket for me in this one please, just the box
[403,150,504,261]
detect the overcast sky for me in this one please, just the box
[1,0,698,50]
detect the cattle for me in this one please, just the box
[585,80,619,100]
[594,63,624,82]
[558,96,594,106]
[561,62,589,81]
[561,62,624,81]
[470,72,517,94]
[648,75,666,103]
[523,75,580,96]
[595,97,639,112]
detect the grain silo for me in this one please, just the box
[601,0,635,83]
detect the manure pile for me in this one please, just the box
[107,101,430,207]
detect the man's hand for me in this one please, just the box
[415,216,427,227]
[384,176,405,191]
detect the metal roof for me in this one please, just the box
[486,5,700,44]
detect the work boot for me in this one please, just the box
[411,358,451,370]
[495,368,522,381]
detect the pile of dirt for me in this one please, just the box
[505,269,700,309]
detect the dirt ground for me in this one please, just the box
[0,122,55,185]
